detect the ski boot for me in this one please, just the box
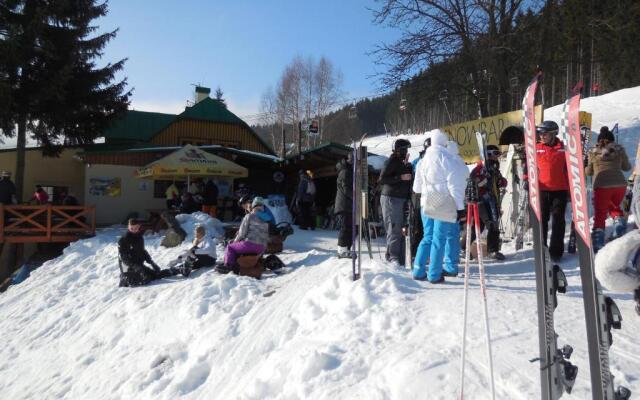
[592,228,605,253]
[487,251,505,261]
[170,263,191,278]
[613,217,628,239]
[337,246,355,259]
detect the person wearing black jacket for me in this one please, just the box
[334,152,354,257]
[118,218,190,287]
[202,179,219,218]
[0,170,16,205]
[379,139,413,266]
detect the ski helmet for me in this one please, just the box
[536,120,559,135]
[393,139,411,152]
[238,194,254,207]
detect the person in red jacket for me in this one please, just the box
[535,120,570,261]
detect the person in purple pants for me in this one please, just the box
[224,197,271,267]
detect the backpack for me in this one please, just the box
[306,180,316,196]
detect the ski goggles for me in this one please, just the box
[487,149,502,157]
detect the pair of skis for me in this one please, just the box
[351,134,373,281]
[526,73,630,399]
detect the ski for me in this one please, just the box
[405,196,413,269]
[523,71,577,399]
[351,133,368,280]
[352,140,359,280]
[559,84,630,400]
[476,131,488,164]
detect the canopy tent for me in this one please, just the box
[136,144,248,179]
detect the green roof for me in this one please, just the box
[102,110,175,142]
[177,97,245,125]
[100,97,275,155]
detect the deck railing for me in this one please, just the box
[0,205,96,243]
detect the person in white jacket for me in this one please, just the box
[190,225,217,268]
[412,130,467,283]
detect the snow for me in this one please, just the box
[1,86,640,400]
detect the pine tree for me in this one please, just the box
[0,0,131,200]
[215,86,226,108]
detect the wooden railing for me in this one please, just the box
[0,205,96,243]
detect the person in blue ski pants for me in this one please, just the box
[412,132,467,282]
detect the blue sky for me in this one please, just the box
[100,0,399,119]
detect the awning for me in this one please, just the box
[136,144,248,179]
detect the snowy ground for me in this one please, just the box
[1,86,640,400]
[1,214,639,400]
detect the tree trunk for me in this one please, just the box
[15,117,27,203]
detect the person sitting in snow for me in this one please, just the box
[188,225,217,268]
[118,218,190,287]
[223,197,270,268]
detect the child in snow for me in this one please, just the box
[189,225,217,268]
[223,197,270,268]
[118,218,190,287]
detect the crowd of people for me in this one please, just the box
[114,123,638,305]
[331,122,638,290]
[165,178,219,217]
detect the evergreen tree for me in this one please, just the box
[215,86,226,107]
[0,0,130,200]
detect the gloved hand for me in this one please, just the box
[456,209,467,222]
[150,261,161,272]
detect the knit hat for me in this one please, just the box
[598,126,615,142]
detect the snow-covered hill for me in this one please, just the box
[1,86,639,400]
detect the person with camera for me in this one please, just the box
[465,144,508,260]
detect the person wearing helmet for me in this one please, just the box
[465,144,508,260]
[536,120,570,261]
[223,197,270,268]
[378,138,413,266]
[586,126,632,251]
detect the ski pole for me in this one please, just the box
[459,199,474,400]
[474,202,496,400]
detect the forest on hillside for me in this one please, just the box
[253,0,640,154]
